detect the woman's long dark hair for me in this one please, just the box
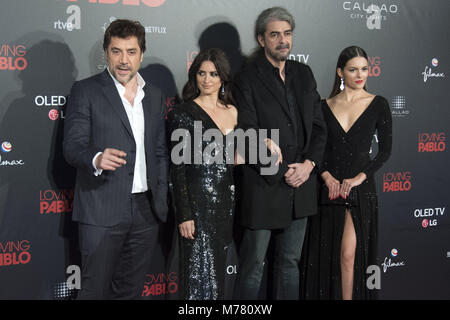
[329,46,368,98]
[182,47,234,106]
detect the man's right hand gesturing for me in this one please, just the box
[94,148,127,171]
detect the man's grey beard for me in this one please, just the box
[266,45,291,62]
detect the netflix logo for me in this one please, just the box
[40,189,74,214]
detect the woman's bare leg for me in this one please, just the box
[341,209,356,300]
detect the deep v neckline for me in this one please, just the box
[325,95,377,134]
[192,100,236,136]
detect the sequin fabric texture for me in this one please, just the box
[167,101,235,300]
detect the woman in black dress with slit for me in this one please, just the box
[301,46,392,300]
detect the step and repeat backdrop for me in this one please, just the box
[0,0,449,299]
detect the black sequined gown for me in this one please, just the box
[167,101,235,300]
[300,96,392,300]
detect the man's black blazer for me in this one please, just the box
[63,70,169,227]
[233,55,327,230]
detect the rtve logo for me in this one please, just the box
[66,0,166,7]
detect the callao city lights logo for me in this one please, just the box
[342,1,399,30]
[0,240,31,267]
[418,132,446,152]
[383,171,412,192]
[391,96,410,118]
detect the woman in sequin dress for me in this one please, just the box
[167,48,237,300]
[300,46,392,300]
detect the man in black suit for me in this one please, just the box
[233,7,327,299]
[63,19,168,299]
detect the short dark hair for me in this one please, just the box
[329,46,368,98]
[103,19,146,53]
[182,48,234,106]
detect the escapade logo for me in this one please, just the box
[383,171,411,192]
[422,58,445,83]
[35,95,67,121]
[418,132,446,152]
[66,0,166,7]
[342,1,399,30]
[142,272,178,296]
[40,189,74,215]
[414,207,445,229]
[0,44,27,71]
[0,240,31,267]
[381,248,405,273]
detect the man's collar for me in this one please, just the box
[257,53,290,76]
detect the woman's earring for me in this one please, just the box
[340,78,345,91]
[220,84,225,96]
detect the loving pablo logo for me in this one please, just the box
[0,240,31,267]
[383,171,412,192]
[40,189,74,214]
[367,56,381,77]
[0,44,27,71]
[142,272,178,296]
[418,132,446,152]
